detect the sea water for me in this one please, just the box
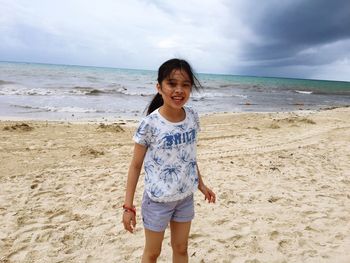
[0,61,349,121]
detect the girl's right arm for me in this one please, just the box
[123,143,147,233]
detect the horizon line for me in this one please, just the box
[1,59,349,84]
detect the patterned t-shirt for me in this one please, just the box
[133,106,200,202]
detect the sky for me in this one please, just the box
[1,0,350,81]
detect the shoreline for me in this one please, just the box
[1,106,349,262]
[1,105,348,124]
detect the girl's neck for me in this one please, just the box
[158,106,186,123]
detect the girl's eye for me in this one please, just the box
[166,81,191,89]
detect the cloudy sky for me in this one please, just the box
[1,0,350,81]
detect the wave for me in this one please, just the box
[0,83,127,97]
[0,83,55,96]
[192,92,248,100]
[11,104,105,113]
[0,80,15,85]
[204,84,245,90]
[295,90,313,94]
[1,83,252,100]
[70,86,110,95]
[294,89,350,96]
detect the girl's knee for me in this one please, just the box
[171,242,188,255]
[143,248,161,261]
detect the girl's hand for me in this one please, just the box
[122,210,136,233]
[198,184,216,203]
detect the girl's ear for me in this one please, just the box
[156,83,162,94]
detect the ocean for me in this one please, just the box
[1,61,349,121]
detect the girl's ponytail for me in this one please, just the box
[147,93,163,115]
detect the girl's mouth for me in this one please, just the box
[172,96,184,102]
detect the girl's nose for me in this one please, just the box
[174,85,185,92]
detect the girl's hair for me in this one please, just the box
[146,58,202,115]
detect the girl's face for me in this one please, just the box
[157,69,192,111]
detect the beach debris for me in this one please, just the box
[299,118,316,124]
[269,166,280,172]
[247,126,260,130]
[3,123,34,132]
[80,146,104,157]
[272,117,316,126]
[97,123,125,133]
[268,123,280,129]
[323,106,345,110]
[268,196,281,203]
[30,183,39,189]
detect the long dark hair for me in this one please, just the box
[146,58,202,115]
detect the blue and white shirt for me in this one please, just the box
[133,106,200,202]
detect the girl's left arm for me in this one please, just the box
[196,164,216,203]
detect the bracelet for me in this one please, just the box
[122,205,136,216]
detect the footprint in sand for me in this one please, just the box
[215,218,230,225]
[269,230,279,240]
[216,234,242,244]
[334,233,344,240]
[5,244,29,261]
[244,259,261,263]
[189,233,205,239]
[277,239,293,253]
[80,146,105,157]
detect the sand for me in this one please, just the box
[0,107,349,263]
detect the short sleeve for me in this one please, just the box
[188,107,200,131]
[133,118,152,147]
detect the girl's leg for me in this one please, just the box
[142,228,165,263]
[170,221,192,263]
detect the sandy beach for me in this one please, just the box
[1,107,350,263]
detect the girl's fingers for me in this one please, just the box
[208,190,216,203]
[206,193,212,203]
[132,215,136,227]
[209,195,214,203]
[202,186,216,203]
[123,214,136,233]
[123,220,130,232]
[123,221,130,232]
[126,222,134,233]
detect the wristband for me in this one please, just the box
[122,205,136,216]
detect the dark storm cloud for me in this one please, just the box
[235,0,350,71]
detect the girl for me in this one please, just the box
[122,58,215,263]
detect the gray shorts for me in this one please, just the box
[141,192,195,232]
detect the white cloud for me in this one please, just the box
[0,0,242,71]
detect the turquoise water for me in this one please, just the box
[0,61,349,121]
[200,73,350,95]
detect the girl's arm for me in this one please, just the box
[196,164,216,203]
[123,143,147,233]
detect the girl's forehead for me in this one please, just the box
[167,69,191,82]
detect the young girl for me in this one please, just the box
[122,58,215,263]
